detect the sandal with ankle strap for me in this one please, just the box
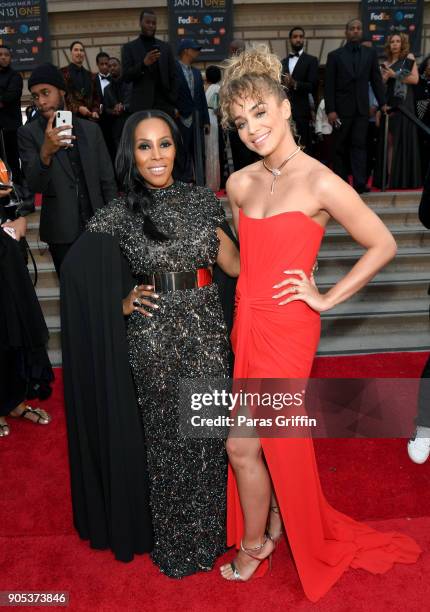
[12,406,51,425]
[0,422,10,437]
[227,535,272,581]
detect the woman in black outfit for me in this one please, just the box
[61,110,239,571]
[374,33,421,189]
[0,188,53,437]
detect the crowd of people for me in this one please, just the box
[1,8,429,603]
[1,13,429,199]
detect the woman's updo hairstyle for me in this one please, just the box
[219,44,288,130]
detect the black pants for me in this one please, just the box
[49,243,73,277]
[366,121,379,183]
[332,116,368,189]
[1,129,23,184]
[416,354,430,428]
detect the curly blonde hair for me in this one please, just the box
[219,44,288,130]
[384,32,410,61]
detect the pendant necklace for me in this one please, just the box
[262,146,302,194]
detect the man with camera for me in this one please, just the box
[121,9,178,116]
[18,64,117,275]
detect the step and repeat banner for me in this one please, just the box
[362,0,424,55]
[0,0,51,71]
[168,0,233,61]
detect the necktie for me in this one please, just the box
[289,52,300,58]
[186,66,194,98]
[351,45,360,75]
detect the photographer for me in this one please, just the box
[121,9,178,116]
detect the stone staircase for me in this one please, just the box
[26,191,430,366]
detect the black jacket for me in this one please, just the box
[324,43,385,117]
[18,116,117,244]
[121,36,178,114]
[0,67,23,131]
[175,62,209,126]
[281,52,319,119]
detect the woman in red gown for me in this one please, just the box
[218,46,421,601]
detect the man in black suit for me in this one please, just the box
[324,19,386,193]
[121,8,178,116]
[0,45,23,183]
[175,39,210,184]
[281,27,319,152]
[103,57,132,158]
[18,64,117,275]
[95,51,114,157]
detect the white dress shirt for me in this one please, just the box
[288,48,304,75]
[98,73,110,95]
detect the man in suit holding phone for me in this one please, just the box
[18,64,117,275]
[121,9,178,116]
[281,27,319,152]
[324,19,387,194]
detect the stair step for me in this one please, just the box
[323,297,429,317]
[317,332,430,355]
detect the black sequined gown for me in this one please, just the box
[87,182,229,577]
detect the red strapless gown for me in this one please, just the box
[227,209,421,602]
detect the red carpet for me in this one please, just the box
[1,352,429,611]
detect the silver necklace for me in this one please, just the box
[262,146,302,194]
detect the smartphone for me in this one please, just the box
[151,44,161,52]
[55,110,73,145]
[3,226,16,240]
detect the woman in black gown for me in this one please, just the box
[374,32,421,189]
[61,110,240,574]
[0,188,53,437]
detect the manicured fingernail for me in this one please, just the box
[147,313,153,317]
[153,294,159,298]
[153,304,159,309]
[273,284,279,288]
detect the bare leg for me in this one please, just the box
[220,436,274,580]
[267,490,283,542]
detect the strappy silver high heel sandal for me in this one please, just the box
[227,535,273,582]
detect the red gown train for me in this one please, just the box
[227,209,421,602]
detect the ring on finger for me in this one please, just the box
[132,298,142,307]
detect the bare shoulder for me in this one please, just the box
[226,161,260,205]
[309,160,344,193]
[407,53,416,60]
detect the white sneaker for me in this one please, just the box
[408,428,430,464]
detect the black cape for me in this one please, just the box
[60,232,153,562]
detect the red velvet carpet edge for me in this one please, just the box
[0,352,429,611]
